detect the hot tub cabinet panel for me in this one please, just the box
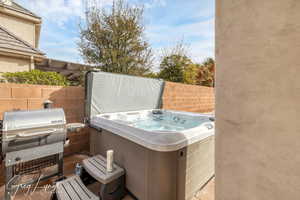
[90,128,214,200]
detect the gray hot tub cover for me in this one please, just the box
[86,72,164,118]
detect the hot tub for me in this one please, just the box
[89,109,214,200]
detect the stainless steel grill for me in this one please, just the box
[1,108,67,200]
[2,108,66,154]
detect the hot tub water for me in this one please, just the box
[131,112,212,132]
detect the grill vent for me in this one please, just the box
[13,155,58,176]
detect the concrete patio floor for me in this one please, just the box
[0,154,214,200]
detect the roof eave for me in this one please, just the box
[0,48,46,61]
[11,2,41,19]
[0,3,41,23]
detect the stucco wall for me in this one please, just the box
[216,1,300,200]
[0,12,36,47]
[0,55,30,72]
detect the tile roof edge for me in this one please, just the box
[0,25,45,56]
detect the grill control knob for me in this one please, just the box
[15,157,21,162]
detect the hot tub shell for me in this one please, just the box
[85,73,214,200]
[89,110,214,200]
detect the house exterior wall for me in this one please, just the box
[216,0,300,200]
[0,55,30,72]
[0,12,36,47]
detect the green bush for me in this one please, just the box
[2,70,70,86]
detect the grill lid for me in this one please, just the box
[2,108,66,132]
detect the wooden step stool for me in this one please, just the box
[55,175,99,200]
[82,154,126,200]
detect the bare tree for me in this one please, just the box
[158,41,198,84]
[78,0,153,76]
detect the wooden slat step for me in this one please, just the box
[56,176,99,200]
[82,154,125,184]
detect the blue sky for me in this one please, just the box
[16,0,214,67]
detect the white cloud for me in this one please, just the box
[40,30,84,62]
[189,39,215,63]
[19,0,165,26]
[143,0,166,8]
[18,0,113,26]
[146,18,215,64]
[16,0,214,65]
[146,18,214,42]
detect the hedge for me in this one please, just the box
[2,70,70,86]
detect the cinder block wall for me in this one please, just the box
[216,0,300,199]
[0,81,214,186]
[163,82,215,113]
[0,81,214,154]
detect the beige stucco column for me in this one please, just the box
[29,56,35,70]
[216,1,300,200]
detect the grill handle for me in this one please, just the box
[16,129,57,139]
